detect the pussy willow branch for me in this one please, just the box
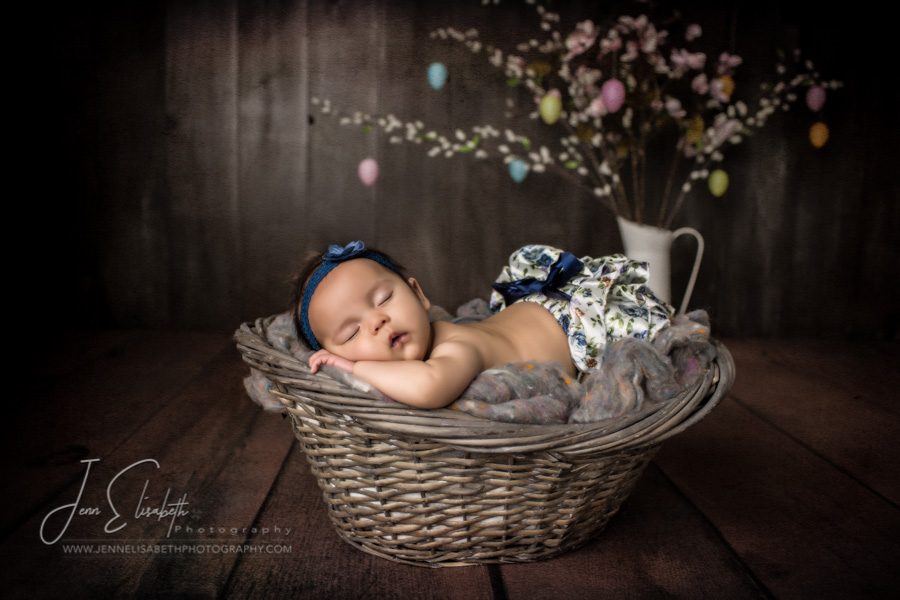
[603,142,632,220]
[558,117,621,213]
[552,56,629,214]
[377,16,840,228]
[661,53,834,229]
[658,139,683,227]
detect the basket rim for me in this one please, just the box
[234,313,735,455]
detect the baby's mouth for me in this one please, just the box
[391,333,408,348]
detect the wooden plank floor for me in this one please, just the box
[1,332,898,599]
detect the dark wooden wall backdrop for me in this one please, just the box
[16,0,898,340]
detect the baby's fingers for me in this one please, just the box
[307,350,326,373]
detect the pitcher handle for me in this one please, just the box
[671,227,704,315]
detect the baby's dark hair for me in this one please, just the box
[288,246,409,349]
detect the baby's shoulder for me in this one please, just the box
[426,324,486,371]
[430,320,485,349]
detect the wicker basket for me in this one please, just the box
[234,314,735,567]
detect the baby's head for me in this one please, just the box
[290,241,433,362]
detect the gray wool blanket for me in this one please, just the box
[242,301,717,424]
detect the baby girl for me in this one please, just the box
[291,240,674,409]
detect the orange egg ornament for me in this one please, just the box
[686,115,704,145]
[720,75,735,100]
[809,122,829,148]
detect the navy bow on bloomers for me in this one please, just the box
[491,251,584,307]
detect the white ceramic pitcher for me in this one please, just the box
[616,216,704,315]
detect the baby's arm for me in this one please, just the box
[311,343,483,409]
[356,342,483,408]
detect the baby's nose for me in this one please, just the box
[368,312,388,333]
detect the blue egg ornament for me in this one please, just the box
[427,62,448,90]
[508,159,529,183]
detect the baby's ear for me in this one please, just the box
[408,277,431,310]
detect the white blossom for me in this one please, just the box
[540,146,552,163]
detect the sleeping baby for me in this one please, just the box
[291,240,675,410]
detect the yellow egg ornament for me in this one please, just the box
[810,122,829,148]
[708,169,729,197]
[539,90,562,125]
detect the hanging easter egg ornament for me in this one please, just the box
[601,78,626,113]
[427,62,448,90]
[809,122,829,148]
[806,85,826,112]
[508,159,529,183]
[720,75,735,101]
[539,90,562,125]
[358,158,379,186]
[708,169,729,197]
[686,115,705,145]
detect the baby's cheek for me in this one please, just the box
[341,342,379,363]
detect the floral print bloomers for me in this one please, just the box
[489,244,675,373]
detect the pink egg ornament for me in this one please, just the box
[806,86,826,112]
[601,79,626,113]
[357,158,379,187]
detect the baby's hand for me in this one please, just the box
[308,349,356,374]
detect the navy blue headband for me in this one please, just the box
[299,241,401,350]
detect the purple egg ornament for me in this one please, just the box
[601,79,626,113]
[806,86,826,112]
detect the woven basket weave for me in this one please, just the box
[234,314,735,567]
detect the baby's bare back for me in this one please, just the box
[436,302,577,377]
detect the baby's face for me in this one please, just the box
[307,258,433,362]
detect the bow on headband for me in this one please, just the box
[322,240,367,262]
[491,251,584,306]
